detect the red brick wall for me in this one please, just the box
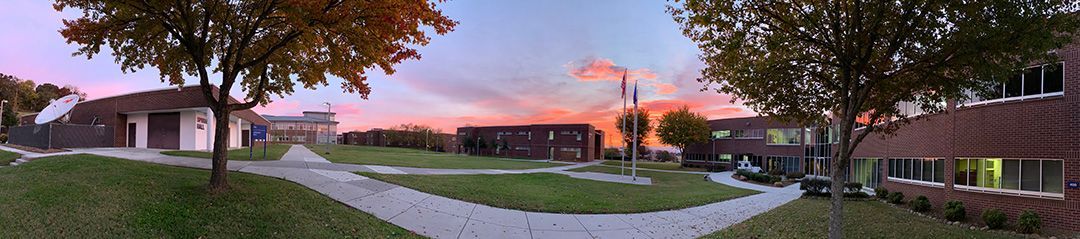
[456,124,600,162]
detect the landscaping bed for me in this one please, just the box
[161,144,291,161]
[2,144,68,153]
[316,144,562,170]
[704,198,1019,239]
[0,154,418,238]
[358,165,758,214]
[600,160,706,172]
[732,169,801,187]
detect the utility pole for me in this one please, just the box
[0,99,7,138]
[323,102,331,154]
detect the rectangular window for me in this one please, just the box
[933,159,945,183]
[712,130,731,139]
[912,158,922,181]
[955,158,1064,198]
[766,128,801,145]
[1023,68,1042,96]
[921,159,934,182]
[548,131,554,140]
[852,158,880,189]
[1043,63,1064,93]
[888,158,945,187]
[1004,74,1023,98]
[732,129,764,139]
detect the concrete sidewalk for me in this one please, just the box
[9,145,800,239]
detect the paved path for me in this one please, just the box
[7,145,801,239]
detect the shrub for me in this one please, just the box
[767,168,785,176]
[843,182,863,193]
[1016,210,1041,234]
[909,196,931,212]
[785,171,805,179]
[874,187,889,199]
[843,191,870,198]
[944,201,966,222]
[800,178,829,195]
[737,169,779,184]
[0,133,6,143]
[886,192,904,204]
[982,209,1007,230]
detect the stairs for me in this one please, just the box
[9,158,28,166]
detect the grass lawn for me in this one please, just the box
[359,165,757,214]
[706,198,1019,239]
[0,154,419,238]
[0,150,20,165]
[314,144,562,170]
[601,160,705,172]
[161,143,291,161]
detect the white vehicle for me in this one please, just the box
[736,160,764,173]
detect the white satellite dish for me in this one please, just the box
[35,94,81,125]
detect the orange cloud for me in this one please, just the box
[566,57,657,82]
[651,83,678,95]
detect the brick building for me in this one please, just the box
[682,116,817,172]
[456,124,603,162]
[682,42,1079,230]
[263,111,338,144]
[13,86,269,150]
[340,128,457,153]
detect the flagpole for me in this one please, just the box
[631,80,639,181]
[620,71,627,176]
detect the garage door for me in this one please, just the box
[147,113,181,149]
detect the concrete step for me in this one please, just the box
[15,158,29,164]
[9,162,19,166]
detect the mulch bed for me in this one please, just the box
[731,174,797,187]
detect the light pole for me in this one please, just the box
[323,102,331,154]
[0,99,7,140]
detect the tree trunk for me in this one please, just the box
[828,117,853,239]
[208,106,232,192]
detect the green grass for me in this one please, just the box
[0,150,20,165]
[315,144,562,170]
[601,160,705,172]
[161,144,291,161]
[359,165,757,214]
[706,198,1020,239]
[0,154,419,238]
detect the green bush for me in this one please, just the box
[0,133,6,143]
[944,200,966,222]
[1016,210,1041,234]
[909,196,930,212]
[886,192,904,204]
[800,178,829,194]
[785,171,805,179]
[767,168,785,176]
[843,182,863,193]
[737,169,779,184]
[981,209,1007,230]
[874,187,889,199]
[843,191,870,198]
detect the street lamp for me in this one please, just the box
[322,102,331,154]
[0,100,7,140]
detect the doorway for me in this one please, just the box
[127,123,136,147]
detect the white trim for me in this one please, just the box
[958,91,1064,107]
[888,177,945,188]
[954,185,1064,200]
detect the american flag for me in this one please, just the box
[621,69,627,99]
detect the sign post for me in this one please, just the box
[250,124,268,160]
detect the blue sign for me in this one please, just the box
[1068,181,1079,189]
[251,124,267,141]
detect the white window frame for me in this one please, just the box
[960,62,1066,107]
[886,157,946,188]
[952,157,1064,200]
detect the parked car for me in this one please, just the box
[736,160,764,173]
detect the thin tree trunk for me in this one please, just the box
[208,106,232,192]
[828,116,853,239]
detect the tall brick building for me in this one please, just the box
[682,41,1080,230]
[456,124,603,162]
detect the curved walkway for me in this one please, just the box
[40,145,800,239]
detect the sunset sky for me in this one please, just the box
[0,0,757,147]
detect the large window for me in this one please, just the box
[765,156,800,173]
[888,158,945,187]
[804,157,831,176]
[954,158,1063,198]
[732,129,764,139]
[711,130,731,139]
[766,128,802,145]
[852,158,881,189]
[962,62,1065,106]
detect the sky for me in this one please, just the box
[0,0,757,147]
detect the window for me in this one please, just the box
[732,129,764,139]
[765,156,800,172]
[961,62,1065,106]
[852,158,881,189]
[888,158,945,187]
[548,131,554,140]
[766,128,801,145]
[560,147,582,158]
[715,154,732,162]
[954,158,1064,198]
[711,130,731,139]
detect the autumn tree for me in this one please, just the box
[671,1,1078,238]
[655,106,710,161]
[56,0,457,191]
[614,108,653,155]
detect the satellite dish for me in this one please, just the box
[35,94,80,124]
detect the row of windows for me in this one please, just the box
[560,147,582,158]
[766,128,803,145]
[955,158,1063,196]
[684,153,731,162]
[852,158,882,189]
[765,156,801,173]
[888,158,946,184]
[961,63,1065,105]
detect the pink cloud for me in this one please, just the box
[650,83,678,95]
[566,57,657,82]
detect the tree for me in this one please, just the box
[655,106,710,160]
[57,0,457,191]
[614,108,653,154]
[0,74,36,127]
[670,1,1078,238]
[655,150,676,162]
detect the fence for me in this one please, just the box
[8,124,114,149]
